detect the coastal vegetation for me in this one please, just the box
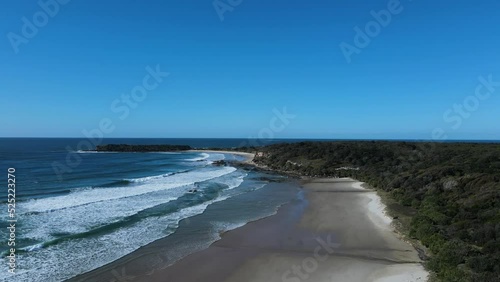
[247,141,500,282]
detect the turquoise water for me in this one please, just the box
[0,138,299,281]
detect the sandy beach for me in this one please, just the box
[152,177,428,282]
[70,176,428,282]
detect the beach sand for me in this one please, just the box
[69,177,428,282]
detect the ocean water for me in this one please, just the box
[0,138,300,282]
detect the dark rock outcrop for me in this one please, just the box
[212,160,227,166]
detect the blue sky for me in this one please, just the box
[1,0,499,139]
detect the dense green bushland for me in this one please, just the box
[250,141,500,281]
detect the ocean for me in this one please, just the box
[2,138,498,281]
[0,138,301,282]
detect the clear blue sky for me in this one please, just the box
[1,0,499,139]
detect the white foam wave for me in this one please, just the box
[19,194,179,242]
[18,168,244,243]
[76,150,118,154]
[124,172,175,183]
[184,153,210,161]
[3,162,254,282]
[211,221,247,239]
[224,173,246,190]
[20,243,44,252]
[76,150,181,154]
[4,198,227,282]
[21,166,237,213]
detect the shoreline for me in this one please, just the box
[188,149,256,164]
[69,176,428,282]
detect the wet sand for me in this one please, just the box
[69,178,428,282]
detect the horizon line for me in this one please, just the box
[1,137,500,142]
